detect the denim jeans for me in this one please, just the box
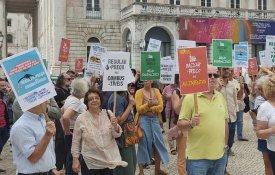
[228,122,236,149]
[187,152,227,175]
[236,111,244,139]
[64,135,78,175]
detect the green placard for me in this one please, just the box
[212,39,233,67]
[140,51,160,81]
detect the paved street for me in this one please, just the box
[1,113,264,175]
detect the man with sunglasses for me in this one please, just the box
[178,65,229,175]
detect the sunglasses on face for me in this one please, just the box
[208,73,219,78]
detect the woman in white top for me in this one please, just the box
[71,88,127,175]
[61,78,89,175]
[256,74,275,174]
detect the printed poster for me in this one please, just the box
[234,44,248,68]
[178,47,209,94]
[248,58,258,76]
[147,38,161,52]
[75,58,83,73]
[175,40,196,73]
[0,48,56,111]
[259,50,269,66]
[102,52,134,91]
[213,39,233,67]
[160,56,175,84]
[58,38,71,62]
[85,45,107,78]
[140,52,161,81]
[265,35,275,66]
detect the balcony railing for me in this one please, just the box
[121,2,275,20]
[86,7,101,19]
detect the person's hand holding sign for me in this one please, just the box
[190,113,200,128]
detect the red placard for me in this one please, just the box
[75,58,83,73]
[178,47,209,95]
[58,38,71,62]
[234,67,241,77]
[248,58,258,76]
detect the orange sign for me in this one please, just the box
[178,47,209,94]
[75,58,83,73]
[248,58,258,76]
[58,38,71,62]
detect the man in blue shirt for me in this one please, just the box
[10,101,64,175]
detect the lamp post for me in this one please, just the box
[0,31,4,59]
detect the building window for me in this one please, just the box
[201,0,211,7]
[87,0,101,18]
[231,0,240,8]
[170,0,180,5]
[7,34,13,43]
[136,0,147,2]
[258,0,267,10]
[7,19,12,26]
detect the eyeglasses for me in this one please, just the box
[208,73,219,78]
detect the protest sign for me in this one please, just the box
[213,39,233,67]
[248,58,258,76]
[175,40,196,73]
[234,67,241,77]
[234,44,248,68]
[102,52,133,91]
[85,45,107,78]
[75,58,83,73]
[259,50,269,66]
[0,48,56,112]
[58,38,71,62]
[160,56,175,84]
[265,35,275,66]
[140,52,161,81]
[178,47,208,94]
[239,41,248,45]
[147,38,161,51]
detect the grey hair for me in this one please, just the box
[255,75,269,89]
[71,78,89,98]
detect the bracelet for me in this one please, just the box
[188,120,193,129]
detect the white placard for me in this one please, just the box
[175,40,196,73]
[102,52,134,91]
[265,35,275,66]
[147,38,161,52]
[160,56,175,84]
[0,48,56,111]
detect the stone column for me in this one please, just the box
[0,0,7,58]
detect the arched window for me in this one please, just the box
[126,30,132,52]
[87,37,100,60]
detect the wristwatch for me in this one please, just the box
[224,145,229,151]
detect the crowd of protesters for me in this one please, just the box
[0,62,274,175]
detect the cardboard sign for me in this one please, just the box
[0,48,56,111]
[75,58,83,73]
[140,52,161,81]
[160,56,175,84]
[147,38,161,51]
[178,47,209,94]
[175,40,196,73]
[85,45,107,78]
[58,38,71,62]
[248,58,258,76]
[102,52,133,91]
[234,44,248,68]
[213,39,233,67]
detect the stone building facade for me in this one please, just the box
[26,0,275,75]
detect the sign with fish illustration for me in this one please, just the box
[0,48,56,111]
